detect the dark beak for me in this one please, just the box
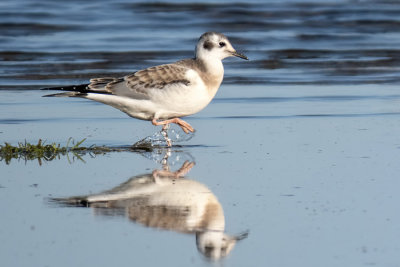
[232,51,248,60]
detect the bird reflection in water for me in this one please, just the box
[51,151,247,260]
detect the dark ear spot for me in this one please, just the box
[203,41,213,50]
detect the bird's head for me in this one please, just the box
[195,32,248,61]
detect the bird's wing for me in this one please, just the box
[88,63,191,100]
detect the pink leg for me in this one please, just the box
[152,118,195,134]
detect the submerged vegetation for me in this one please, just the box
[0,134,186,165]
[0,138,158,165]
[0,138,114,165]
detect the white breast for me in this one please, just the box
[152,69,215,119]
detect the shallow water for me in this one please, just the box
[1,0,400,266]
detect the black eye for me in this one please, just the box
[219,42,226,47]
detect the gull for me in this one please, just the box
[42,32,248,146]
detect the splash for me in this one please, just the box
[131,126,195,166]
[132,125,195,148]
[135,147,195,167]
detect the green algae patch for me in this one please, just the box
[0,138,122,164]
[0,138,170,165]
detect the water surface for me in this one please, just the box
[1,0,400,266]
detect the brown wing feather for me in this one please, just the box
[85,62,191,99]
[88,77,123,92]
[125,63,191,94]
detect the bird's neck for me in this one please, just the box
[195,57,224,96]
[197,56,224,78]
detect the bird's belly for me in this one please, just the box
[84,93,158,120]
[153,84,213,119]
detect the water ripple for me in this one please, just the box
[1,0,400,88]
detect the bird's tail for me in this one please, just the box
[41,83,89,97]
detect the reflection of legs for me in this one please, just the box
[152,161,195,179]
[175,161,195,177]
[160,124,172,147]
[152,118,195,134]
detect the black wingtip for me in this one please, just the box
[40,83,90,92]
